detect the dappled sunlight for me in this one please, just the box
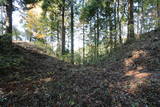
[124,58,134,67]
[124,50,148,67]
[122,49,153,93]
[1,0,160,105]
[127,79,147,93]
[123,65,152,93]
[40,77,54,83]
[134,73,151,78]
[131,50,147,59]
[125,66,151,79]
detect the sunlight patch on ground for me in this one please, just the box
[123,50,152,93]
[124,66,151,93]
[125,66,151,79]
[131,50,147,59]
[124,58,134,67]
[128,79,146,93]
[40,77,54,83]
[124,50,148,67]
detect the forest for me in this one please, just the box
[0,0,160,106]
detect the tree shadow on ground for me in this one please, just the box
[0,29,160,106]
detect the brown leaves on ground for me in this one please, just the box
[0,29,160,106]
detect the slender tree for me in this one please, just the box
[62,0,66,55]
[56,19,60,56]
[140,0,144,34]
[109,11,113,49]
[96,11,100,59]
[71,0,74,64]
[157,0,160,28]
[128,0,135,40]
[117,0,122,44]
[6,0,13,44]
[82,0,85,64]
[114,1,117,47]
[82,23,85,64]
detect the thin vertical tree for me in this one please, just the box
[6,0,13,44]
[128,0,135,40]
[82,0,85,64]
[71,0,74,64]
[109,11,113,49]
[62,0,66,55]
[140,0,144,34]
[96,11,100,58]
[114,1,117,47]
[117,0,122,44]
[157,0,160,28]
[57,20,60,56]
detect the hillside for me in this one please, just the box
[0,29,160,106]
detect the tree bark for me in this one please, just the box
[114,1,117,47]
[71,0,74,64]
[82,0,85,64]
[157,0,160,28]
[117,0,122,44]
[6,0,13,44]
[93,17,97,61]
[96,11,100,58]
[140,0,144,34]
[61,0,66,55]
[128,0,135,40]
[109,13,113,49]
[57,20,60,56]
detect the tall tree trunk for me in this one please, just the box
[114,1,117,47]
[108,2,113,49]
[117,0,122,44]
[96,11,100,58]
[71,0,74,64]
[137,1,140,38]
[109,13,113,49]
[57,20,60,56]
[140,0,144,34]
[157,0,160,28]
[89,21,93,61]
[6,0,12,44]
[82,0,85,64]
[61,0,65,55]
[82,24,85,64]
[93,18,97,61]
[105,14,109,53]
[128,0,134,41]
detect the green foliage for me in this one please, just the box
[80,0,100,23]
[0,0,6,4]
[80,0,112,23]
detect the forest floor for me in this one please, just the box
[0,29,160,107]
